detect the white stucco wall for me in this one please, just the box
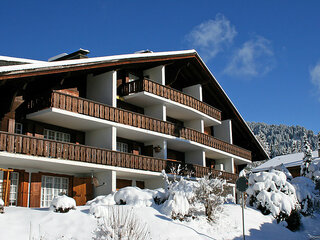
[145,139,167,159]
[215,158,234,173]
[94,170,116,197]
[182,84,203,101]
[143,65,165,85]
[144,177,165,189]
[86,71,117,107]
[185,150,206,166]
[184,119,204,133]
[214,119,233,144]
[144,104,166,121]
[85,127,116,150]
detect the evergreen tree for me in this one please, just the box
[300,135,313,177]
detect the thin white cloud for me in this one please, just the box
[186,14,237,61]
[310,62,320,96]
[224,36,275,77]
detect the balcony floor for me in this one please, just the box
[27,107,250,164]
[123,92,221,126]
[0,151,161,180]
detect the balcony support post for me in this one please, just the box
[215,157,235,173]
[214,119,233,144]
[143,65,165,85]
[182,84,202,101]
[86,70,117,107]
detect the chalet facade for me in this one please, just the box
[0,50,268,207]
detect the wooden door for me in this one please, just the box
[17,171,29,207]
[29,173,42,208]
[116,179,132,190]
[73,177,93,206]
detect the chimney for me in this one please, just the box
[48,48,90,62]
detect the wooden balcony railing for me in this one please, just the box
[0,131,238,183]
[118,78,222,121]
[25,91,251,161]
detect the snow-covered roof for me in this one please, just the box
[253,151,319,172]
[0,50,196,75]
[0,56,44,65]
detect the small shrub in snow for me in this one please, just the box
[50,195,76,213]
[160,177,198,220]
[161,170,229,222]
[93,206,150,240]
[0,198,4,214]
[195,176,229,222]
[246,170,300,231]
[291,176,320,216]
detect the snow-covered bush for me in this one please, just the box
[93,206,150,240]
[160,177,198,220]
[50,195,76,213]
[114,187,165,207]
[87,194,116,206]
[246,170,300,230]
[0,198,4,214]
[161,170,229,222]
[274,163,293,181]
[306,159,320,182]
[291,176,320,216]
[195,176,229,222]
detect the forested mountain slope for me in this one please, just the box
[247,122,318,158]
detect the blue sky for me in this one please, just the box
[1,0,320,133]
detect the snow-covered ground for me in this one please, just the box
[0,204,319,240]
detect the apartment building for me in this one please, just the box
[0,49,268,207]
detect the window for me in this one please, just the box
[44,129,70,143]
[0,171,19,206]
[0,171,3,200]
[117,142,129,153]
[15,123,23,134]
[9,172,19,206]
[41,176,69,207]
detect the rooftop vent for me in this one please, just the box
[134,49,153,54]
[48,48,90,62]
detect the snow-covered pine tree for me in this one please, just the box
[301,135,313,177]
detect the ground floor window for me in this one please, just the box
[41,175,69,207]
[0,171,19,206]
[9,172,19,206]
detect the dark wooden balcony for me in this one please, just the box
[25,91,251,161]
[0,131,238,183]
[118,78,222,121]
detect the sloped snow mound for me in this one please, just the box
[0,198,4,206]
[87,193,116,206]
[50,195,76,213]
[114,187,155,207]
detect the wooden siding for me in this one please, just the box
[25,91,251,160]
[119,78,222,121]
[0,131,238,183]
